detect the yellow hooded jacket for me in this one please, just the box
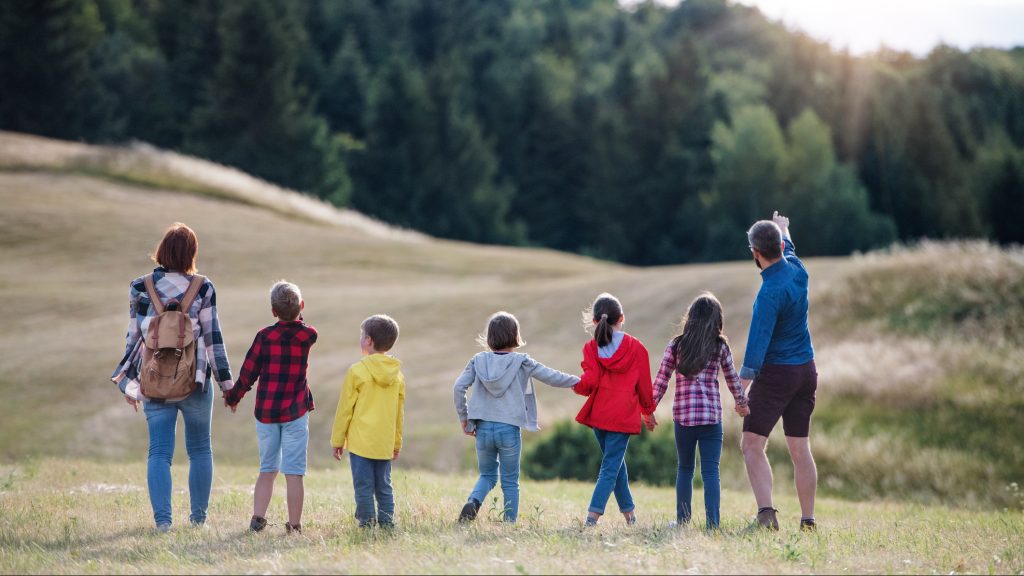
[331,354,406,460]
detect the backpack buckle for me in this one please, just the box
[174,349,183,358]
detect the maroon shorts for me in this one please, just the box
[742,360,817,438]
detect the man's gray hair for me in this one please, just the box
[747,220,783,260]
[270,280,302,320]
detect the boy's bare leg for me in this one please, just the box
[254,471,277,518]
[741,432,774,509]
[285,474,304,527]
[785,436,817,519]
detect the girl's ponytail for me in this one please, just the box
[584,293,623,347]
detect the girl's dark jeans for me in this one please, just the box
[674,421,723,529]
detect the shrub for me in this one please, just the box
[523,420,678,487]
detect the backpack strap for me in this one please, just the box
[142,274,165,314]
[175,275,206,351]
[179,275,206,315]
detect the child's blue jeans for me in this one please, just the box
[588,428,635,515]
[349,452,395,526]
[143,383,214,527]
[467,420,522,522]
[674,421,724,529]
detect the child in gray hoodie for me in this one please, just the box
[453,311,579,523]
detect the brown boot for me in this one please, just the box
[285,522,301,535]
[756,507,779,530]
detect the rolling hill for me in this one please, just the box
[0,131,847,473]
[2,132,1020,513]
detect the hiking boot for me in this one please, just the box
[458,499,481,523]
[155,523,172,534]
[625,512,637,526]
[584,516,599,528]
[756,507,779,531]
[249,515,268,533]
[800,518,817,532]
[285,523,301,535]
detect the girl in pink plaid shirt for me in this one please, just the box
[650,292,748,530]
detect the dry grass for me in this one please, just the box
[1,459,1021,575]
[1,131,1020,518]
[0,131,422,241]
[0,166,811,473]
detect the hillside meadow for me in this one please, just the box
[0,132,1022,574]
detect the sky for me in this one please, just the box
[632,0,1024,55]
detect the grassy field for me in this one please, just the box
[0,131,1022,573]
[2,131,838,475]
[1,459,1021,575]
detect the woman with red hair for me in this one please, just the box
[111,222,235,532]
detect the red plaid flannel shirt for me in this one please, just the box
[652,340,746,427]
[225,320,317,423]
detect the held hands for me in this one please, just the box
[735,394,751,417]
[223,394,237,413]
[643,413,658,432]
[460,420,476,437]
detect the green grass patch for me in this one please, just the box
[0,459,1021,574]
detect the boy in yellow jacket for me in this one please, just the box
[331,314,405,528]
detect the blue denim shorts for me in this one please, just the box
[256,413,309,475]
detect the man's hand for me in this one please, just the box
[124,394,138,412]
[643,413,658,432]
[333,447,344,461]
[393,450,400,461]
[461,420,476,437]
[223,395,237,413]
[772,210,790,237]
[735,403,751,417]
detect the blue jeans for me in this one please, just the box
[467,421,522,522]
[143,383,214,527]
[350,453,394,526]
[675,421,723,529]
[588,428,635,515]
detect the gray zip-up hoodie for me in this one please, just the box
[453,352,579,432]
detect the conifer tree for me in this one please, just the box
[187,0,349,204]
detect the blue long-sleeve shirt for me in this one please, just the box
[739,238,815,380]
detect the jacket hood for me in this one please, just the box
[474,352,530,397]
[595,333,640,373]
[362,354,403,388]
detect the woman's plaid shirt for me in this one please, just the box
[224,320,317,423]
[111,268,235,398]
[652,340,746,427]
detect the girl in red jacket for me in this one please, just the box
[574,293,656,527]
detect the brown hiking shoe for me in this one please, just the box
[756,507,779,531]
[285,523,301,535]
[249,515,268,533]
[800,518,817,532]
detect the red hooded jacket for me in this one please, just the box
[574,332,656,434]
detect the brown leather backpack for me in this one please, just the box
[140,274,205,401]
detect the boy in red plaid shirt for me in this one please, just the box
[225,280,317,534]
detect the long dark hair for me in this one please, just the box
[583,293,623,347]
[672,292,726,377]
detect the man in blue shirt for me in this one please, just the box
[738,212,818,532]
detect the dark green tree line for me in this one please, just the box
[2,0,1021,263]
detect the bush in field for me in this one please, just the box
[819,241,1024,343]
[523,420,678,487]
